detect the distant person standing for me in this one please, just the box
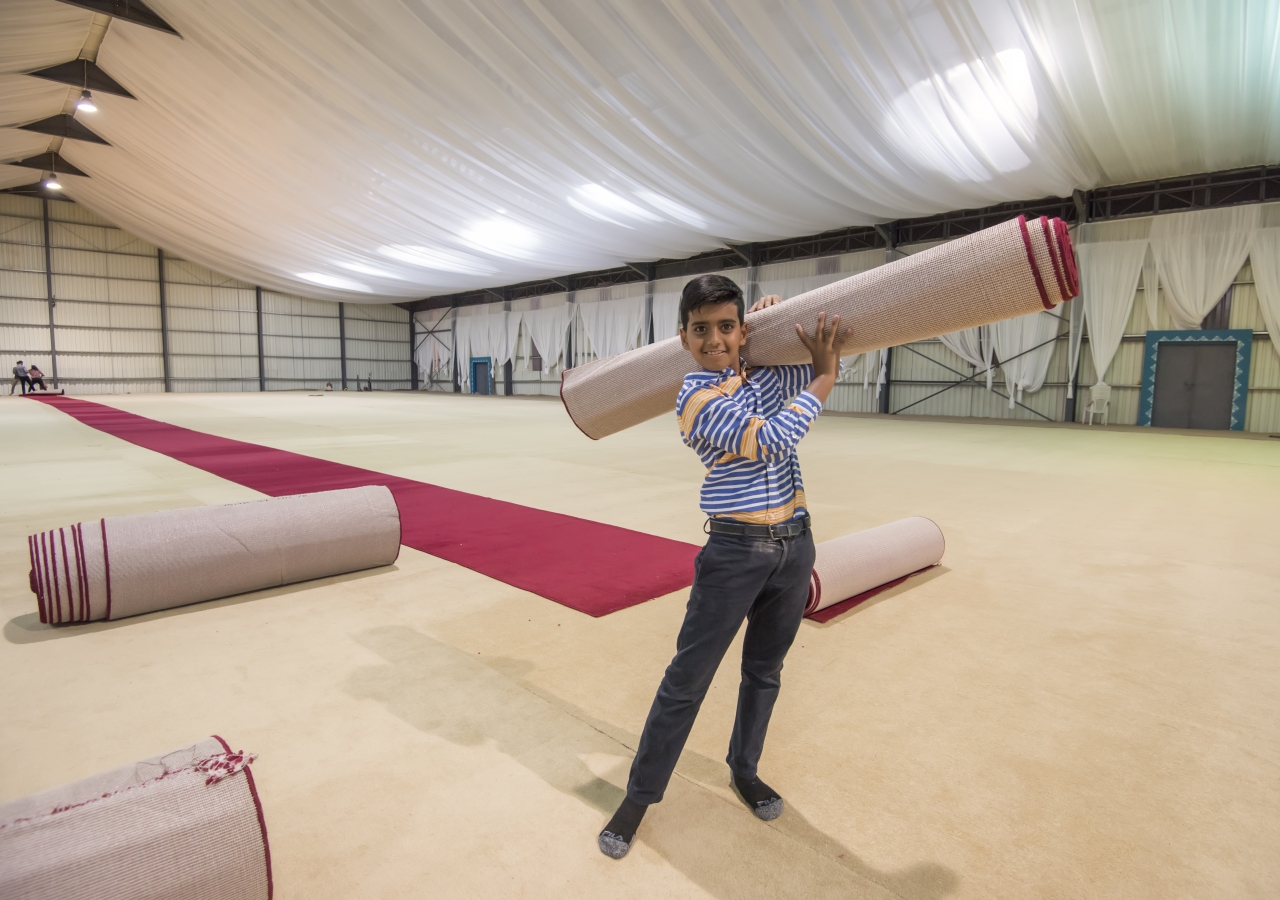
[11,361,30,395]
[27,364,47,391]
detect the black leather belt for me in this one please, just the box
[706,515,810,539]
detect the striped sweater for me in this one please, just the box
[676,365,822,524]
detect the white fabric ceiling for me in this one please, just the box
[2,0,1279,304]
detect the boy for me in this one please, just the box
[598,273,849,859]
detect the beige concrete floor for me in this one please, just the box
[2,391,1278,899]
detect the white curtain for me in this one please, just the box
[1151,205,1260,330]
[413,308,454,383]
[938,325,995,389]
[1250,229,1280,363]
[990,311,1061,407]
[1065,297,1085,399]
[521,297,572,374]
[453,304,518,390]
[1077,240,1147,385]
[1142,246,1160,330]
[651,287,682,342]
[576,287,647,359]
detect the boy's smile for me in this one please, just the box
[680,301,749,373]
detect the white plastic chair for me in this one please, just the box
[1084,382,1111,425]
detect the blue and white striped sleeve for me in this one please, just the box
[678,383,823,462]
[772,364,814,402]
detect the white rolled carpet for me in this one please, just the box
[28,485,400,624]
[0,736,271,900]
[561,215,1077,439]
[807,517,945,617]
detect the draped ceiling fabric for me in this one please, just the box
[1150,206,1260,330]
[576,284,647,359]
[1077,240,1147,386]
[2,1,1279,305]
[519,295,572,374]
[1252,230,1280,362]
[453,303,520,389]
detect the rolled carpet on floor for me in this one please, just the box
[561,215,1077,439]
[0,736,271,900]
[806,517,945,623]
[28,485,400,624]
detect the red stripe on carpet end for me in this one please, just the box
[805,565,937,624]
[1016,215,1053,311]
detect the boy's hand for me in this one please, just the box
[748,294,783,313]
[796,312,851,380]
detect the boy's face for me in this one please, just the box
[680,301,748,372]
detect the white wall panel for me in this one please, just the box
[0,297,49,326]
[0,324,52,355]
[58,353,164,380]
[0,242,43,272]
[0,217,45,247]
[48,199,113,228]
[0,270,46,300]
[55,327,164,355]
[53,300,161,330]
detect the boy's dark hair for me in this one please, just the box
[679,274,743,329]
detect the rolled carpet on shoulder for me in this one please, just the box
[27,485,400,624]
[806,517,945,623]
[561,215,1077,439]
[0,736,271,900]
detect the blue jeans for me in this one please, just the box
[626,529,815,804]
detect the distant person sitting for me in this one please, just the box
[325,381,334,391]
[11,361,30,395]
[27,365,47,391]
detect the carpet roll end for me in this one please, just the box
[0,737,271,900]
[807,516,945,617]
[27,485,402,625]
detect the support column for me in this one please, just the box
[876,224,898,415]
[41,198,59,389]
[1064,189,1088,423]
[565,290,576,368]
[409,312,419,390]
[503,293,513,395]
[157,248,172,392]
[338,301,348,390]
[645,263,656,344]
[255,286,266,391]
[451,305,460,393]
[878,347,893,414]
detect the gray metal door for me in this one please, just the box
[473,359,491,395]
[1151,342,1236,430]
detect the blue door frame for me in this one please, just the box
[1138,330,1252,430]
[470,357,493,395]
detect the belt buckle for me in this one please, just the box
[767,522,780,540]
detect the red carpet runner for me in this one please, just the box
[30,395,698,617]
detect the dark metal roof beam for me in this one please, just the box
[6,153,89,178]
[52,0,180,36]
[18,114,110,145]
[26,59,134,98]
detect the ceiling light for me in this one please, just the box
[377,245,496,275]
[44,172,62,190]
[76,90,97,113]
[296,272,373,293]
[459,218,539,260]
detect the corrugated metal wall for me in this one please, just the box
[0,194,412,394]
